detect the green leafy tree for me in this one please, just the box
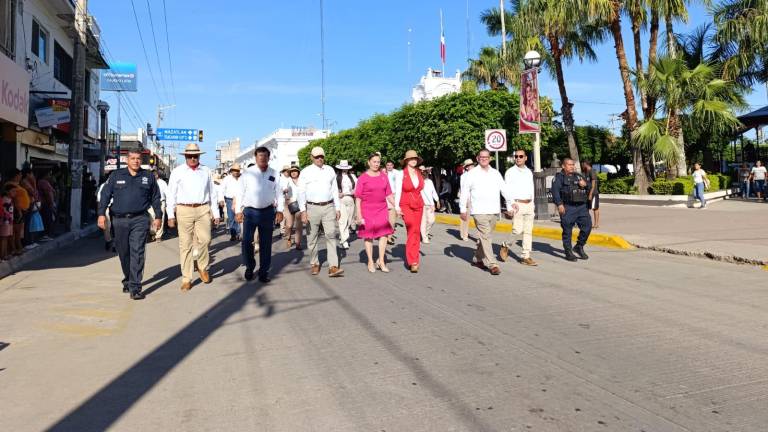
[462,46,514,91]
[713,0,768,86]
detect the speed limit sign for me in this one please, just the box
[485,129,507,152]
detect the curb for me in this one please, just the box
[0,225,99,280]
[434,214,633,250]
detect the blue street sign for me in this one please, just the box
[156,128,198,141]
[100,62,138,92]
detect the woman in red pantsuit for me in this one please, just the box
[396,150,425,273]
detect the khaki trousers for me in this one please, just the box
[509,201,534,258]
[473,214,498,268]
[460,202,471,240]
[420,205,436,240]
[307,204,339,267]
[176,204,212,282]
[339,195,355,244]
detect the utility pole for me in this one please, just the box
[499,0,506,57]
[68,0,87,231]
[156,104,175,161]
[319,0,327,130]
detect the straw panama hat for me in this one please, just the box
[401,150,423,167]
[288,165,300,174]
[463,158,475,167]
[281,165,291,173]
[310,146,325,157]
[229,163,241,171]
[335,160,353,170]
[180,143,205,155]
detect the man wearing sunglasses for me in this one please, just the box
[166,143,221,291]
[501,150,537,266]
[551,157,591,261]
[297,146,344,277]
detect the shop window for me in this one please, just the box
[53,41,72,88]
[31,19,48,64]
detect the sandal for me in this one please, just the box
[376,260,390,273]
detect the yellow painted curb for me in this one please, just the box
[434,214,633,250]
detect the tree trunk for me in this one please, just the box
[665,11,676,57]
[646,8,660,120]
[609,5,650,194]
[631,12,647,116]
[550,37,581,172]
[668,111,688,177]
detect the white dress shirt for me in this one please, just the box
[156,178,168,202]
[297,164,340,211]
[221,175,241,199]
[459,166,512,215]
[166,164,220,219]
[213,182,224,203]
[386,168,402,192]
[236,165,284,213]
[421,178,439,206]
[504,165,534,201]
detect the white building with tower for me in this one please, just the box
[235,127,330,170]
[411,68,462,103]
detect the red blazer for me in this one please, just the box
[399,169,424,210]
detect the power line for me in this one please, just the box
[129,0,164,104]
[161,0,177,103]
[145,0,170,103]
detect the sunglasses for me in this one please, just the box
[514,155,526,159]
[185,155,199,159]
[313,155,325,159]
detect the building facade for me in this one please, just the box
[0,0,108,231]
[215,137,240,173]
[411,68,462,103]
[235,127,330,171]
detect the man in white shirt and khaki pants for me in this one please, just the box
[460,149,514,276]
[501,149,538,266]
[167,143,221,291]
[298,146,344,277]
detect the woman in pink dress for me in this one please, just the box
[355,152,395,273]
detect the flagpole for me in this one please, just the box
[440,9,445,75]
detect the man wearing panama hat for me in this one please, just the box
[166,143,221,291]
[222,163,243,241]
[335,159,357,249]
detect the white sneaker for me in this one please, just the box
[341,241,349,249]
[24,243,39,250]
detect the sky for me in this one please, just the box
[90,1,767,167]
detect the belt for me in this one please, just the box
[177,203,208,208]
[514,199,532,204]
[112,212,147,219]
[307,200,333,206]
[245,205,275,211]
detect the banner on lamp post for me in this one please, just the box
[519,69,541,134]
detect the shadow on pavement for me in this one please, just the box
[44,240,299,432]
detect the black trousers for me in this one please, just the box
[113,214,149,292]
[561,203,592,250]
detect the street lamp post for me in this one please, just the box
[522,50,550,220]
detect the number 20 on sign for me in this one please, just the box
[484,129,507,152]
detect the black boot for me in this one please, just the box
[564,248,578,261]
[573,244,589,260]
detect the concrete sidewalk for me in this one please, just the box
[539,200,767,266]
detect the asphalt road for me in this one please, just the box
[1,224,766,432]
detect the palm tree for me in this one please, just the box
[481,1,605,170]
[462,46,515,91]
[632,57,745,174]
[713,0,768,86]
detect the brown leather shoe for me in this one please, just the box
[499,243,509,262]
[311,264,321,275]
[489,265,501,275]
[328,266,345,277]
[520,257,538,266]
[181,281,192,291]
[410,264,419,273]
[199,269,211,284]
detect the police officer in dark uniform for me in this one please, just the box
[98,149,162,300]
[551,157,592,261]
